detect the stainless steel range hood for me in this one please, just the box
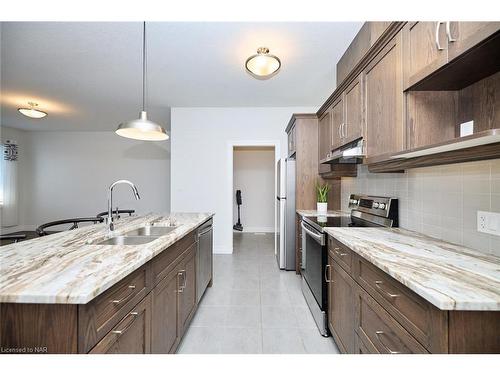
[320,139,365,164]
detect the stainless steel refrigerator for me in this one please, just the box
[276,158,296,270]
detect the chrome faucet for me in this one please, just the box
[107,180,141,232]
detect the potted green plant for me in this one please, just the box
[316,182,331,214]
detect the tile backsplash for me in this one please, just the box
[341,159,500,256]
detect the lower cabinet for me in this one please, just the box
[89,295,151,354]
[151,242,197,354]
[326,234,500,354]
[327,254,355,353]
[178,244,197,336]
[151,267,181,354]
[355,287,428,354]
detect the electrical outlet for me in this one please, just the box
[477,211,500,236]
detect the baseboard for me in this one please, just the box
[239,227,275,233]
[214,246,233,254]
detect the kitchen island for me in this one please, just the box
[324,227,500,353]
[0,212,214,354]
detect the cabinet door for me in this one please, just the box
[447,22,500,61]
[344,74,364,145]
[89,295,151,354]
[288,125,296,157]
[402,22,448,90]
[331,97,344,150]
[318,109,332,173]
[151,267,181,354]
[179,244,197,336]
[327,257,356,354]
[365,32,404,159]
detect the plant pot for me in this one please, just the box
[317,202,327,214]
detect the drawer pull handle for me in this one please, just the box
[111,285,136,305]
[334,248,348,257]
[375,330,401,354]
[325,264,333,283]
[374,281,399,299]
[111,312,139,335]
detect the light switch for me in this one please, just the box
[477,211,500,236]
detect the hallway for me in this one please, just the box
[177,232,340,354]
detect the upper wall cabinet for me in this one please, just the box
[337,22,391,86]
[403,22,449,90]
[288,124,296,157]
[403,21,500,90]
[331,96,344,151]
[364,32,404,159]
[447,22,500,61]
[343,74,364,145]
[318,108,332,174]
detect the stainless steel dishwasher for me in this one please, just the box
[196,218,213,303]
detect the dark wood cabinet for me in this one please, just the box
[151,267,181,354]
[402,22,448,90]
[327,256,356,354]
[365,31,404,159]
[355,287,428,354]
[326,234,500,354]
[330,97,343,150]
[447,22,500,61]
[178,244,197,336]
[343,74,364,145]
[318,109,332,174]
[288,124,296,157]
[0,224,212,354]
[90,295,151,354]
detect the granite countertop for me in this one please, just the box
[0,212,213,304]
[296,209,350,217]
[324,227,500,311]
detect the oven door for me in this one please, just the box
[301,220,327,310]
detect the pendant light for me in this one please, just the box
[116,22,169,141]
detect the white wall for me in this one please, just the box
[1,129,171,231]
[171,107,317,254]
[233,147,275,233]
[341,160,500,256]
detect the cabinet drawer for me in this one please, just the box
[78,265,149,353]
[152,231,196,285]
[355,332,379,354]
[89,295,151,354]
[353,255,447,352]
[356,287,428,354]
[328,236,353,274]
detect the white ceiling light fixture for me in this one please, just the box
[116,22,169,141]
[245,47,281,79]
[18,102,47,119]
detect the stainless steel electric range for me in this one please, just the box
[300,194,398,336]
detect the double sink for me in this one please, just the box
[97,224,177,245]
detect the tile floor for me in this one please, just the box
[177,232,340,354]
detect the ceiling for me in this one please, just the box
[0,22,362,131]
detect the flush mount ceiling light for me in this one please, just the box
[116,22,169,141]
[17,102,47,119]
[245,47,281,79]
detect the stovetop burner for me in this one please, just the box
[305,215,353,229]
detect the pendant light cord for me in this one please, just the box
[142,21,146,112]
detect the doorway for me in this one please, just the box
[229,142,279,254]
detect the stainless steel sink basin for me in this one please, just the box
[97,235,159,246]
[123,225,177,237]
